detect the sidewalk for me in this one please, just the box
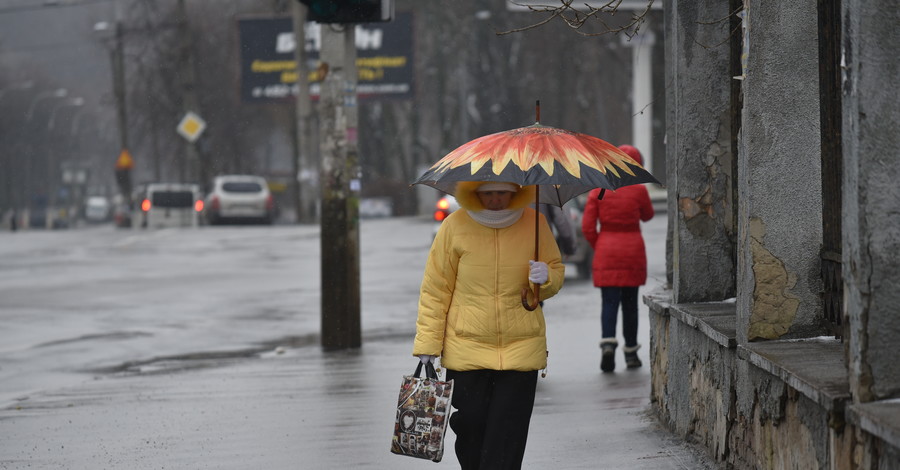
[0,282,719,470]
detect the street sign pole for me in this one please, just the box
[177,0,202,184]
[319,25,361,350]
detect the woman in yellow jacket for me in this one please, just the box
[414,181,565,469]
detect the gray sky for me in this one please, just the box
[0,0,116,108]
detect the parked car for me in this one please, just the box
[84,196,111,223]
[204,175,274,225]
[433,194,458,222]
[135,183,202,229]
[431,194,458,239]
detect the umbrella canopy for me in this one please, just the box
[412,123,660,206]
[412,103,660,310]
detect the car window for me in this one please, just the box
[222,182,263,193]
[151,191,195,208]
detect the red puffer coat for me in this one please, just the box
[581,183,654,287]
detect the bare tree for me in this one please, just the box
[502,0,654,38]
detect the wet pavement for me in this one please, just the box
[0,213,721,469]
[0,294,719,469]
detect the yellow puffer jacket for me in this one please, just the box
[413,182,565,371]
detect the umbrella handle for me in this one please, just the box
[521,286,540,311]
[522,183,541,312]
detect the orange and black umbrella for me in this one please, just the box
[413,102,660,309]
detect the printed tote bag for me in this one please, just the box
[390,361,454,462]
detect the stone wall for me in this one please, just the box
[647,295,896,469]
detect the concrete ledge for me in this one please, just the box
[643,290,672,316]
[847,399,900,450]
[742,339,849,413]
[669,302,737,349]
[645,289,849,414]
[644,291,736,349]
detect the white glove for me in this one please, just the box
[419,355,435,364]
[528,260,549,285]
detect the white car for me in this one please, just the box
[84,196,111,223]
[204,175,274,225]
[135,183,202,229]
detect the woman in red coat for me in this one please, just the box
[581,144,655,372]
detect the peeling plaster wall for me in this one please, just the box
[727,377,831,470]
[649,309,735,460]
[736,0,825,345]
[649,308,669,411]
[748,218,801,340]
[649,309,846,469]
[842,0,900,403]
[667,0,736,304]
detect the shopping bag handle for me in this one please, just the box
[413,360,439,380]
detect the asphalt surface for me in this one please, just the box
[0,208,722,469]
[0,302,718,470]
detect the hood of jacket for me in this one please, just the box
[454,181,536,212]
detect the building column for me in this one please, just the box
[736,1,824,345]
[665,0,736,303]
[842,0,900,402]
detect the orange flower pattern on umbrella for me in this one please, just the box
[430,125,640,180]
[413,120,659,208]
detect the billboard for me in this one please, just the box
[238,12,413,102]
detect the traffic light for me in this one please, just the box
[298,0,393,23]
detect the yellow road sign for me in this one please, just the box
[177,111,206,142]
[115,149,134,170]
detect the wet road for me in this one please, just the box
[0,214,720,469]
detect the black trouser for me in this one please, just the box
[600,286,640,348]
[445,369,539,470]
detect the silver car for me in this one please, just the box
[204,175,274,225]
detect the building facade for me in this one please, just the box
[647,1,900,468]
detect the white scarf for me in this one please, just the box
[467,208,524,229]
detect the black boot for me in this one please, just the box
[623,344,642,369]
[599,338,618,372]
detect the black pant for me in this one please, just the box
[600,286,640,347]
[445,369,539,470]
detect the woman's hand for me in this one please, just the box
[528,260,549,284]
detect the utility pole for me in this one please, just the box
[319,25,361,350]
[103,5,133,225]
[292,4,313,223]
[112,20,128,159]
[296,0,392,350]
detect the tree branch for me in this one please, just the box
[499,0,654,38]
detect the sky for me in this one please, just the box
[0,0,116,112]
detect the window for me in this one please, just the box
[151,191,195,208]
[222,182,263,193]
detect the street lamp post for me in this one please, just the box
[48,97,85,131]
[47,97,86,225]
[18,88,70,228]
[26,88,67,121]
[0,80,35,104]
[70,107,89,136]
